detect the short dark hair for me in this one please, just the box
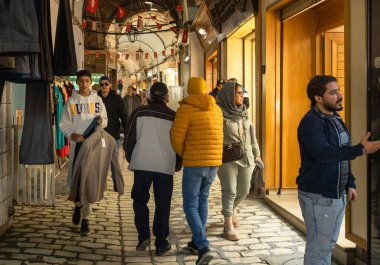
[76,69,92,80]
[307,75,337,106]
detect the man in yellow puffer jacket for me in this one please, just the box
[171,77,223,265]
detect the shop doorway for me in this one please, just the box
[280,0,345,189]
[205,51,217,92]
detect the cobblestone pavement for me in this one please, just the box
[0,155,308,265]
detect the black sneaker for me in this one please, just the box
[72,206,82,225]
[185,240,198,254]
[80,219,90,236]
[136,238,150,251]
[113,182,118,192]
[196,247,213,265]
[155,243,171,256]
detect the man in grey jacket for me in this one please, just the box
[123,85,141,121]
[124,82,180,256]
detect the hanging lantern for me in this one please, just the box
[116,5,126,19]
[171,27,177,34]
[96,52,100,58]
[145,53,149,59]
[116,53,120,60]
[125,21,131,33]
[86,0,98,14]
[106,53,110,59]
[125,54,129,60]
[171,49,174,56]
[156,23,162,30]
[176,4,183,12]
[84,50,89,56]
[137,16,143,30]
[151,15,157,20]
[92,21,97,31]
[82,20,87,29]
[154,52,157,59]
[162,50,166,56]
[182,29,189,44]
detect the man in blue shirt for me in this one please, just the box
[297,75,380,264]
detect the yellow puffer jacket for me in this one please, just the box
[171,77,223,167]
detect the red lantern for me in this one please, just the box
[156,23,162,30]
[106,52,110,58]
[84,50,89,56]
[154,52,157,59]
[182,29,189,44]
[116,53,120,60]
[96,52,100,58]
[125,54,129,60]
[86,0,98,14]
[171,49,174,56]
[145,53,149,59]
[116,5,126,19]
[151,15,157,20]
[176,4,183,12]
[171,27,177,34]
[136,53,140,60]
[125,21,131,33]
[137,16,143,30]
[82,20,87,29]
[162,50,166,56]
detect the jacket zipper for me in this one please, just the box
[328,118,341,198]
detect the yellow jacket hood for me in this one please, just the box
[180,94,216,111]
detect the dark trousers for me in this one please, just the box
[132,170,173,247]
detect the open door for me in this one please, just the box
[324,32,346,120]
[281,10,314,189]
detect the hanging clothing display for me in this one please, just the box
[20,81,54,164]
[53,85,65,150]
[0,0,40,54]
[0,80,4,104]
[53,0,78,76]
[0,55,41,82]
[35,0,54,81]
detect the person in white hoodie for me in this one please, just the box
[60,70,108,235]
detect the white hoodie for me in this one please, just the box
[60,90,108,187]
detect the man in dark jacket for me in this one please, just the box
[297,75,380,265]
[123,85,141,121]
[98,76,128,191]
[124,82,180,256]
[209,79,224,99]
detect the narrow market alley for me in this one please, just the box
[0,153,309,265]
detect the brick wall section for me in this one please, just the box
[0,82,13,235]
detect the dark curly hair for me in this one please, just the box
[307,75,337,106]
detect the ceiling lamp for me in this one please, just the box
[126,26,138,42]
[198,28,207,35]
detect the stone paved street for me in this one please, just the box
[0,154,308,265]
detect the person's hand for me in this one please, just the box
[71,133,85,143]
[97,116,103,125]
[361,132,380,154]
[255,156,264,168]
[348,188,357,202]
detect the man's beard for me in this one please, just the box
[323,99,343,112]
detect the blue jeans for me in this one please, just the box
[182,166,218,250]
[111,139,120,181]
[298,190,346,265]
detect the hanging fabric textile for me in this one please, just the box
[0,0,40,54]
[35,0,54,81]
[53,84,65,150]
[53,0,78,76]
[20,81,54,164]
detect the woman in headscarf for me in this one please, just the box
[216,81,263,241]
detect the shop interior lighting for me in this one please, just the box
[198,28,207,35]
[145,1,152,4]
[150,8,158,11]
[185,55,190,62]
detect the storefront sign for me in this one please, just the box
[211,0,258,32]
